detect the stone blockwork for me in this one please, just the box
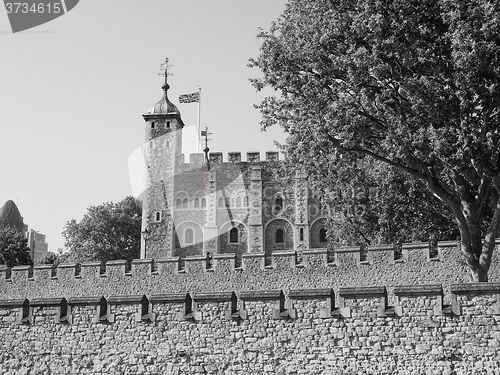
[0,242,500,374]
[1,284,500,374]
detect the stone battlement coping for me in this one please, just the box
[57,263,78,269]
[30,298,66,307]
[394,285,443,296]
[241,252,266,259]
[149,293,188,303]
[33,265,54,271]
[192,292,236,303]
[239,290,283,301]
[106,260,128,266]
[288,288,334,300]
[339,286,387,298]
[0,298,28,307]
[450,283,500,295]
[67,296,104,305]
[11,265,31,271]
[1,285,500,309]
[107,295,146,305]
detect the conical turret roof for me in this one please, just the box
[0,200,25,233]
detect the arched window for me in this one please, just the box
[155,211,162,222]
[218,197,224,207]
[299,228,304,242]
[225,197,230,207]
[229,227,239,243]
[319,227,327,243]
[151,122,155,129]
[244,196,249,206]
[194,198,200,208]
[176,198,182,208]
[182,198,188,208]
[275,196,283,212]
[275,228,284,244]
[201,198,206,208]
[236,197,241,207]
[166,121,171,129]
[184,228,194,244]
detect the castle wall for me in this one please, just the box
[1,283,500,374]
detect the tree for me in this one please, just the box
[320,155,460,247]
[251,0,500,281]
[0,226,32,267]
[62,196,142,263]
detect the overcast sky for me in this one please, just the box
[0,0,287,252]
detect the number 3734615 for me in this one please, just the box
[5,2,62,14]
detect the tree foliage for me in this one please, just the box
[62,196,142,263]
[0,226,32,267]
[251,0,500,280]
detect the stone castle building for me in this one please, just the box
[140,78,329,260]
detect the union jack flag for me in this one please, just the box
[178,92,199,103]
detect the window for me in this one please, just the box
[244,196,249,206]
[184,228,194,244]
[165,140,170,148]
[166,121,170,129]
[319,227,327,243]
[194,198,200,208]
[299,228,304,242]
[229,227,239,243]
[154,211,162,222]
[275,196,283,212]
[236,197,241,207]
[176,198,182,208]
[151,121,155,129]
[225,197,230,207]
[218,197,224,207]
[275,228,284,244]
[201,198,206,208]
[182,198,188,208]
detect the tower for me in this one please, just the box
[140,58,184,259]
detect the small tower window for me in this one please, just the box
[218,197,224,207]
[184,228,194,244]
[299,228,304,242]
[275,196,283,212]
[176,198,182,208]
[319,227,327,243]
[165,140,170,148]
[151,122,155,129]
[229,227,239,243]
[275,228,284,244]
[182,198,188,209]
[236,197,241,207]
[244,196,249,206]
[166,121,171,129]
[201,198,206,208]
[154,211,162,222]
[194,198,200,208]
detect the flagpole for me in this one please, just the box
[197,86,202,153]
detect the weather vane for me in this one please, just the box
[201,127,212,170]
[158,57,173,84]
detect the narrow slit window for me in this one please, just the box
[184,228,194,244]
[229,227,239,243]
[275,228,284,244]
[275,196,283,212]
[299,228,304,242]
[319,227,327,243]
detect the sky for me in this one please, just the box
[0,0,288,252]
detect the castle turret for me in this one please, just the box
[140,59,184,259]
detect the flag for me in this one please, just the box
[178,92,199,103]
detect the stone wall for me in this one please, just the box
[1,241,500,374]
[1,284,500,374]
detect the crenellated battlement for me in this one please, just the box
[1,239,499,302]
[177,151,281,165]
